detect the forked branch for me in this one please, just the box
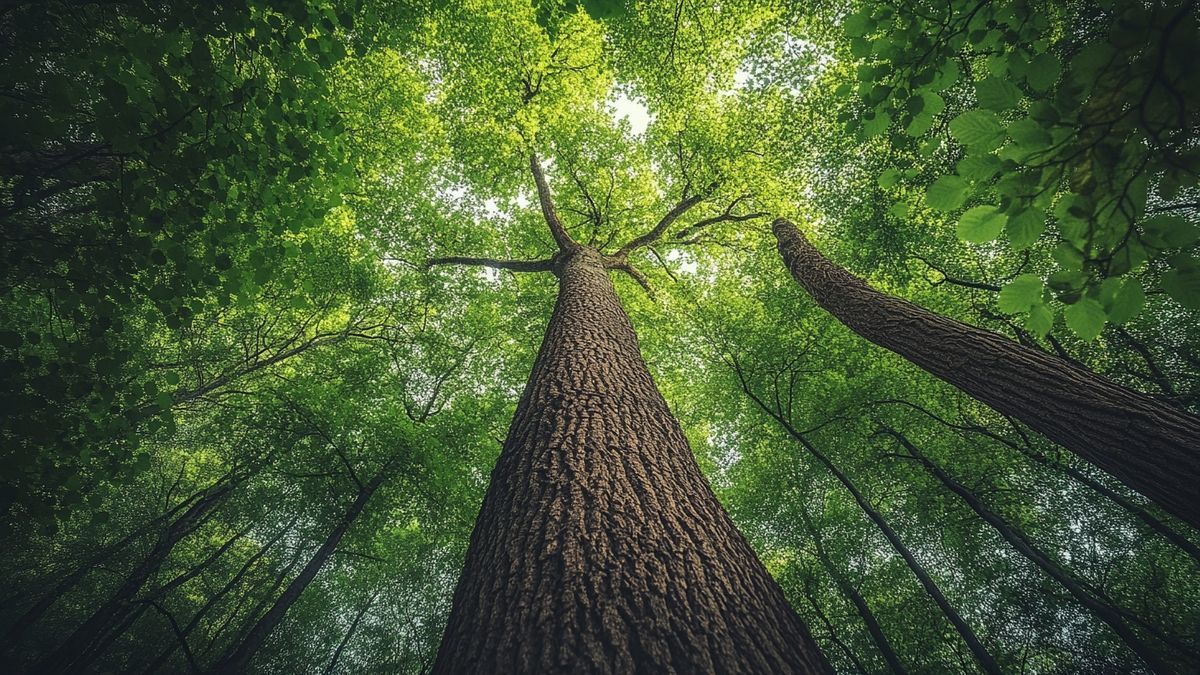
[673,195,767,241]
[616,182,716,256]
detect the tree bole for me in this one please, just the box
[433,247,831,674]
[773,218,1200,530]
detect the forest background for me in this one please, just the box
[1,0,1198,672]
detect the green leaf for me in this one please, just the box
[1026,304,1053,337]
[949,110,1005,149]
[1142,214,1199,249]
[1026,53,1061,92]
[957,206,1008,243]
[926,175,968,211]
[957,154,1002,182]
[998,274,1043,313]
[1064,298,1106,341]
[976,76,1022,110]
[844,13,872,38]
[861,111,891,137]
[1006,208,1046,249]
[1162,262,1200,309]
[878,169,900,189]
[1101,278,1145,324]
[932,60,959,92]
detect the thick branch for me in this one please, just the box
[425,256,555,273]
[616,183,716,256]
[612,262,655,299]
[529,153,576,251]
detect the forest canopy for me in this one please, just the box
[1,0,1198,672]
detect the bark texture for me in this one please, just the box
[773,219,1200,529]
[433,247,830,674]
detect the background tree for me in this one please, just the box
[2,0,1197,673]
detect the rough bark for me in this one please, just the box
[881,429,1187,674]
[773,218,1200,529]
[210,462,390,673]
[433,246,831,674]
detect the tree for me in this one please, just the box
[2,0,1198,673]
[773,217,1200,529]
[428,154,831,674]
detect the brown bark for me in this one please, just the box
[433,246,830,674]
[773,218,1200,530]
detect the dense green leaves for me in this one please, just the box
[1,0,1198,673]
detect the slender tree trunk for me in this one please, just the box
[799,579,869,674]
[34,483,235,674]
[1,484,212,655]
[142,519,293,675]
[210,464,390,673]
[881,428,1186,674]
[730,368,1001,675]
[801,511,908,675]
[433,247,831,674]
[322,589,379,675]
[772,218,1200,529]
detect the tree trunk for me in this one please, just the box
[34,482,234,674]
[210,464,390,673]
[729,368,1001,675]
[882,428,1188,674]
[433,246,830,674]
[0,487,203,656]
[322,589,379,675]
[773,219,1200,529]
[800,510,908,675]
[142,519,293,675]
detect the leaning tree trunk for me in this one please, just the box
[800,510,907,675]
[881,428,1182,673]
[34,480,234,674]
[211,463,390,673]
[772,219,1200,529]
[433,246,831,674]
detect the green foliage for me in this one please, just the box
[1,0,1198,673]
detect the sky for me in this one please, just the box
[611,91,651,135]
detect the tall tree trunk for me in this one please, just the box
[800,510,908,675]
[322,589,379,675]
[772,218,1200,529]
[34,482,235,674]
[798,579,869,674]
[729,367,1001,675]
[433,247,830,674]
[210,463,390,673]
[1,482,215,656]
[881,428,1189,674]
[142,518,294,675]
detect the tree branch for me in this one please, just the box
[672,195,766,240]
[424,256,555,273]
[612,262,655,299]
[530,153,576,251]
[616,183,716,256]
